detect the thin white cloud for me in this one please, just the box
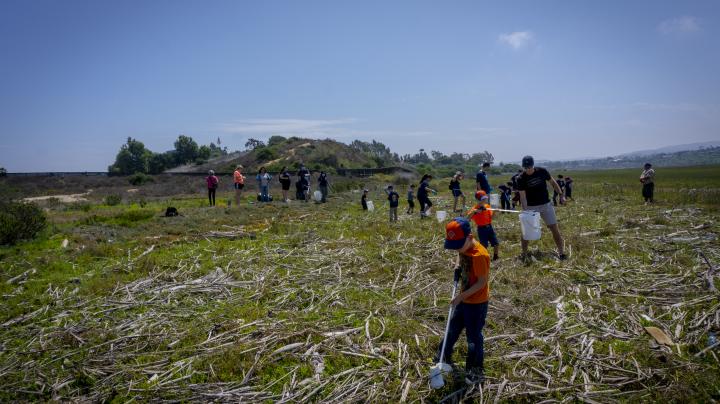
[658,16,700,34]
[216,118,432,142]
[498,31,534,50]
[469,127,509,133]
[584,102,719,114]
[219,118,356,135]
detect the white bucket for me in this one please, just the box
[436,210,447,222]
[489,194,500,209]
[367,200,375,211]
[313,190,322,202]
[519,211,542,240]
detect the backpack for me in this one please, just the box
[165,207,179,217]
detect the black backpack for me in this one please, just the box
[165,207,179,217]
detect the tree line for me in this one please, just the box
[108,136,228,175]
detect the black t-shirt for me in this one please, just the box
[388,191,399,207]
[517,167,552,206]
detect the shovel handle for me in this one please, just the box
[438,280,458,365]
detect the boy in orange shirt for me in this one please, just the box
[437,217,490,385]
[467,190,500,261]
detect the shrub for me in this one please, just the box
[105,194,122,206]
[256,147,277,161]
[128,173,154,186]
[68,202,92,212]
[0,201,47,245]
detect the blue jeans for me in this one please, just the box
[260,185,269,202]
[477,225,499,247]
[437,301,488,371]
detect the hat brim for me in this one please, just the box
[444,238,467,250]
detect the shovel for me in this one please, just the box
[429,279,458,389]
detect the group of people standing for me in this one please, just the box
[204,164,331,207]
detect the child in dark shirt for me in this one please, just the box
[387,185,399,222]
[406,185,415,214]
[361,189,369,210]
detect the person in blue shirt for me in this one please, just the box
[386,185,400,222]
[475,162,493,194]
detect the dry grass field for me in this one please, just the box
[0,166,719,402]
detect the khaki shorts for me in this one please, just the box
[526,202,557,226]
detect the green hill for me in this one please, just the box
[167,137,403,174]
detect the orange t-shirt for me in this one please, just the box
[468,203,493,226]
[233,170,245,184]
[458,239,490,304]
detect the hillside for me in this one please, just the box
[167,137,403,174]
[543,146,720,170]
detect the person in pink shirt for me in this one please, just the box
[206,170,219,206]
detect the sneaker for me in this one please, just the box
[464,369,484,385]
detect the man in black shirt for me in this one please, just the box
[517,155,567,260]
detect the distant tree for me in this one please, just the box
[108,137,151,175]
[268,136,287,146]
[198,145,211,161]
[255,147,276,161]
[148,152,175,174]
[245,138,266,150]
[173,135,199,164]
[0,167,6,177]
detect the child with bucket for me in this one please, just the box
[467,190,500,261]
[435,217,490,385]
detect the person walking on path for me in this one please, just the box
[406,184,416,214]
[387,185,400,222]
[510,169,522,209]
[256,167,272,202]
[318,171,330,203]
[640,163,655,204]
[436,217,490,385]
[206,170,219,206]
[233,165,245,206]
[517,155,567,260]
[476,162,493,194]
[450,172,466,212]
[278,166,292,202]
[418,174,437,218]
[553,175,566,206]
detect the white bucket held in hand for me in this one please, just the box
[313,190,322,202]
[489,194,500,209]
[436,210,447,222]
[367,200,375,211]
[519,211,542,240]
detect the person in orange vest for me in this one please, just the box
[467,190,499,261]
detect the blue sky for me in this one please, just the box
[1,0,718,171]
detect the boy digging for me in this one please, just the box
[468,190,500,261]
[437,217,490,385]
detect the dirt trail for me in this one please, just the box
[24,190,92,203]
